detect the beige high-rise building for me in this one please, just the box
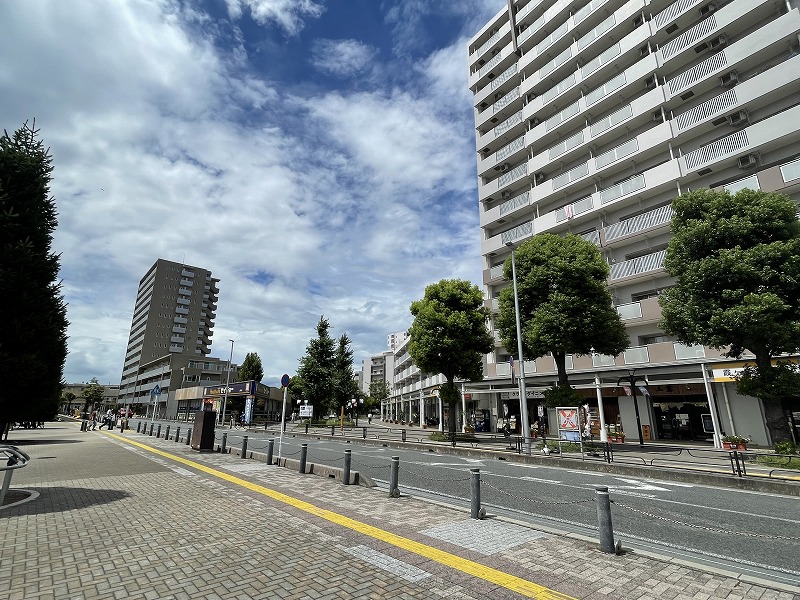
[468,0,800,445]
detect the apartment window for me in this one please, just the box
[640,334,671,345]
[723,175,760,193]
[780,158,800,182]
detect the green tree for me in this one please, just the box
[0,122,68,436]
[367,379,391,413]
[409,279,493,438]
[496,234,628,404]
[82,378,105,412]
[296,316,336,418]
[238,352,264,383]
[659,188,800,443]
[332,334,359,416]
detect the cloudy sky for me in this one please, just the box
[0,0,506,387]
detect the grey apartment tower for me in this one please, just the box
[118,259,219,409]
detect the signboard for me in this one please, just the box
[203,381,255,397]
[281,374,290,388]
[558,408,579,430]
[151,384,161,396]
[501,390,545,399]
[299,404,313,418]
[244,396,254,423]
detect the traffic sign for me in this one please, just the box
[151,384,162,396]
[281,374,290,388]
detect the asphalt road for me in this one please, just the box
[134,419,800,586]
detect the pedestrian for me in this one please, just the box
[90,411,97,430]
[368,413,372,425]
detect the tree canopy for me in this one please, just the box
[238,352,264,383]
[0,122,68,435]
[660,188,800,442]
[82,378,105,412]
[295,316,358,418]
[409,279,493,435]
[496,234,628,395]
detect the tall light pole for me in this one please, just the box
[506,241,532,454]
[221,339,234,426]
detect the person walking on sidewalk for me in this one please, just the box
[90,411,97,431]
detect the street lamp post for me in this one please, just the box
[221,339,234,426]
[618,369,646,446]
[506,241,532,454]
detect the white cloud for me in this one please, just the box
[0,0,486,387]
[310,39,379,77]
[224,0,324,34]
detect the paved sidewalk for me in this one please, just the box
[2,424,798,600]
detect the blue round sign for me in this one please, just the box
[281,374,290,387]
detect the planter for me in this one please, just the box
[722,441,747,450]
[608,435,625,443]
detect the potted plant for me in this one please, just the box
[722,435,750,450]
[607,429,625,443]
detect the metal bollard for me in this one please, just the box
[305,422,309,434]
[186,430,191,445]
[389,456,400,497]
[175,427,180,442]
[137,421,142,433]
[470,468,483,519]
[401,429,407,443]
[343,449,351,485]
[164,425,170,440]
[595,486,616,553]
[156,424,162,439]
[299,444,308,474]
[221,432,227,454]
[241,436,248,459]
[149,423,154,436]
[267,439,274,465]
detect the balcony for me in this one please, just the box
[181,269,194,278]
[177,298,190,305]
[172,325,186,333]
[175,307,189,315]
[169,344,184,353]
[178,287,192,296]
[610,250,666,281]
[171,335,185,344]
[173,316,188,324]
[604,205,673,245]
[180,278,193,287]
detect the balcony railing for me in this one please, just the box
[674,343,705,359]
[494,86,520,112]
[623,346,650,364]
[604,204,673,242]
[489,264,505,279]
[496,135,526,162]
[491,63,518,91]
[477,52,503,78]
[180,279,193,286]
[555,195,592,222]
[616,301,643,320]
[610,250,666,280]
[498,162,528,187]
[599,174,646,205]
[501,221,533,245]
[499,190,531,217]
[474,28,504,59]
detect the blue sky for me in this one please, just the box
[0,0,506,388]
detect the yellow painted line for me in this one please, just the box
[108,432,575,599]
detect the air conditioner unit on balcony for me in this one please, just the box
[727,109,748,126]
[652,110,664,123]
[709,35,727,50]
[640,44,650,57]
[500,163,511,172]
[720,71,738,87]
[632,14,644,27]
[535,172,546,184]
[494,92,503,100]
[526,92,537,102]
[699,2,716,16]
[530,117,541,126]
[737,154,758,169]
[502,190,512,199]
[645,75,657,90]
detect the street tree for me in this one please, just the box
[0,122,68,437]
[409,279,493,438]
[496,234,628,405]
[367,380,391,414]
[659,188,800,443]
[332,334,359,416]
[82,378,105,413]
[295,316,336,418]
[238,352,264,383]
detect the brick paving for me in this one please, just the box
[1,424,798,600]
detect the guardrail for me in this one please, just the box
[1,446,31,506]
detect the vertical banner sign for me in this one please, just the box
[278,374,290,461]
[244,396,254,424]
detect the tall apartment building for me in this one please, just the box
[468,0,800,445]
[118,259,223,416]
